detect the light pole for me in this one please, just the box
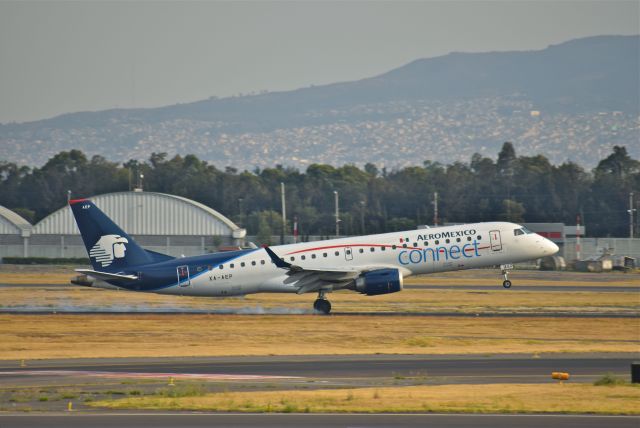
[334,190,340,237]
[433,192,439,226]
[629,192,636,239]
[281,182,286,244]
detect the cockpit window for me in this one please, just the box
[514,227,534,236]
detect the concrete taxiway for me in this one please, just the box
[0,354,634,384]
[405,284,640,292]
[1,413,639,428]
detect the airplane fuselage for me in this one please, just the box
[81,221,558,298]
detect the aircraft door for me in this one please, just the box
[344,246,353,261]
[177,265,190,287]
[489,230,502,251]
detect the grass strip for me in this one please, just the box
[1,314,637,359]
[89,383,640,414]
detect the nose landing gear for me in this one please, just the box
[500,264,513,289]
[313,289,332,314]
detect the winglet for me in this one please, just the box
[264,246,292,269]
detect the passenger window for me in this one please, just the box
[311,254,316,259]
[456,238,461,242]
[445,239,450,244]
[392,245,397,250]
[435,240,439,245]
[241,262,245,267]
[424,241,428,246]
[334,251,339,256]
[251,261,256,266]
[467,236,472,242]
[301,255,306,260]
[381,246,386,251]
[290,257,295,261]
[413,242,418,247]
[323,253,328,257]
[359,248,364,253]
[370,247,375,252]
[219,265,223,270]
[402,243,407,248]
[478,236,482,240]
[230,264,234,268]
[260,260,265,265]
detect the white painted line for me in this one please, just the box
[0,370,300,380]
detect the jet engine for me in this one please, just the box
[354,268,403,295]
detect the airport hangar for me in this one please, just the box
[0,191,247,260]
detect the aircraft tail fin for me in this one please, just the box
[69,199,153,271]
[145,249,175,263]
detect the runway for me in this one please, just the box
[0,354,633,383]
[1,309,637,317]
[405,284,640,292]
[1,413,638,428]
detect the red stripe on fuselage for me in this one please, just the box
[69,198,89,205]
[285,243,490,255]
[285,243,390,255]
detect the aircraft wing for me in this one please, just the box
[263,246,387,294]
[74,269,139,282]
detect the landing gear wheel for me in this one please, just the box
[313,299,331,315]
[500,264,513,289]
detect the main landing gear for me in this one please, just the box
[313,290,332,315]
[500,264,513,289]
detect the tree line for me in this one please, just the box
[0,143,638,238]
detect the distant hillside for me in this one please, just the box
[1,35,638,167]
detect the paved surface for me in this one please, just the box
[405,284,640,292]
[0,354,633,382]
[1,308,637,317]
[1,413,638,428]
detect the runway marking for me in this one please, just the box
[0,370,301,380]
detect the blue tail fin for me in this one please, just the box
[70,199,153,271]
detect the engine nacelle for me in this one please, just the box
[355,268,403,296]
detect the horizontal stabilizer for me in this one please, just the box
[74,269,138,282]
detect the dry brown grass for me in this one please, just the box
[0,273,74,285]
[90,383,640,414]
[0,314,637,360]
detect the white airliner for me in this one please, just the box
[70,198,559,314]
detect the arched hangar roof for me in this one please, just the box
[0,205,31,235]
[32,191,243,236]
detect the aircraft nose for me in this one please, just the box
[545,239,559,255]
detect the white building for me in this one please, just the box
[0,191,246,260]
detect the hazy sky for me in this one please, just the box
[0,0,638,123]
